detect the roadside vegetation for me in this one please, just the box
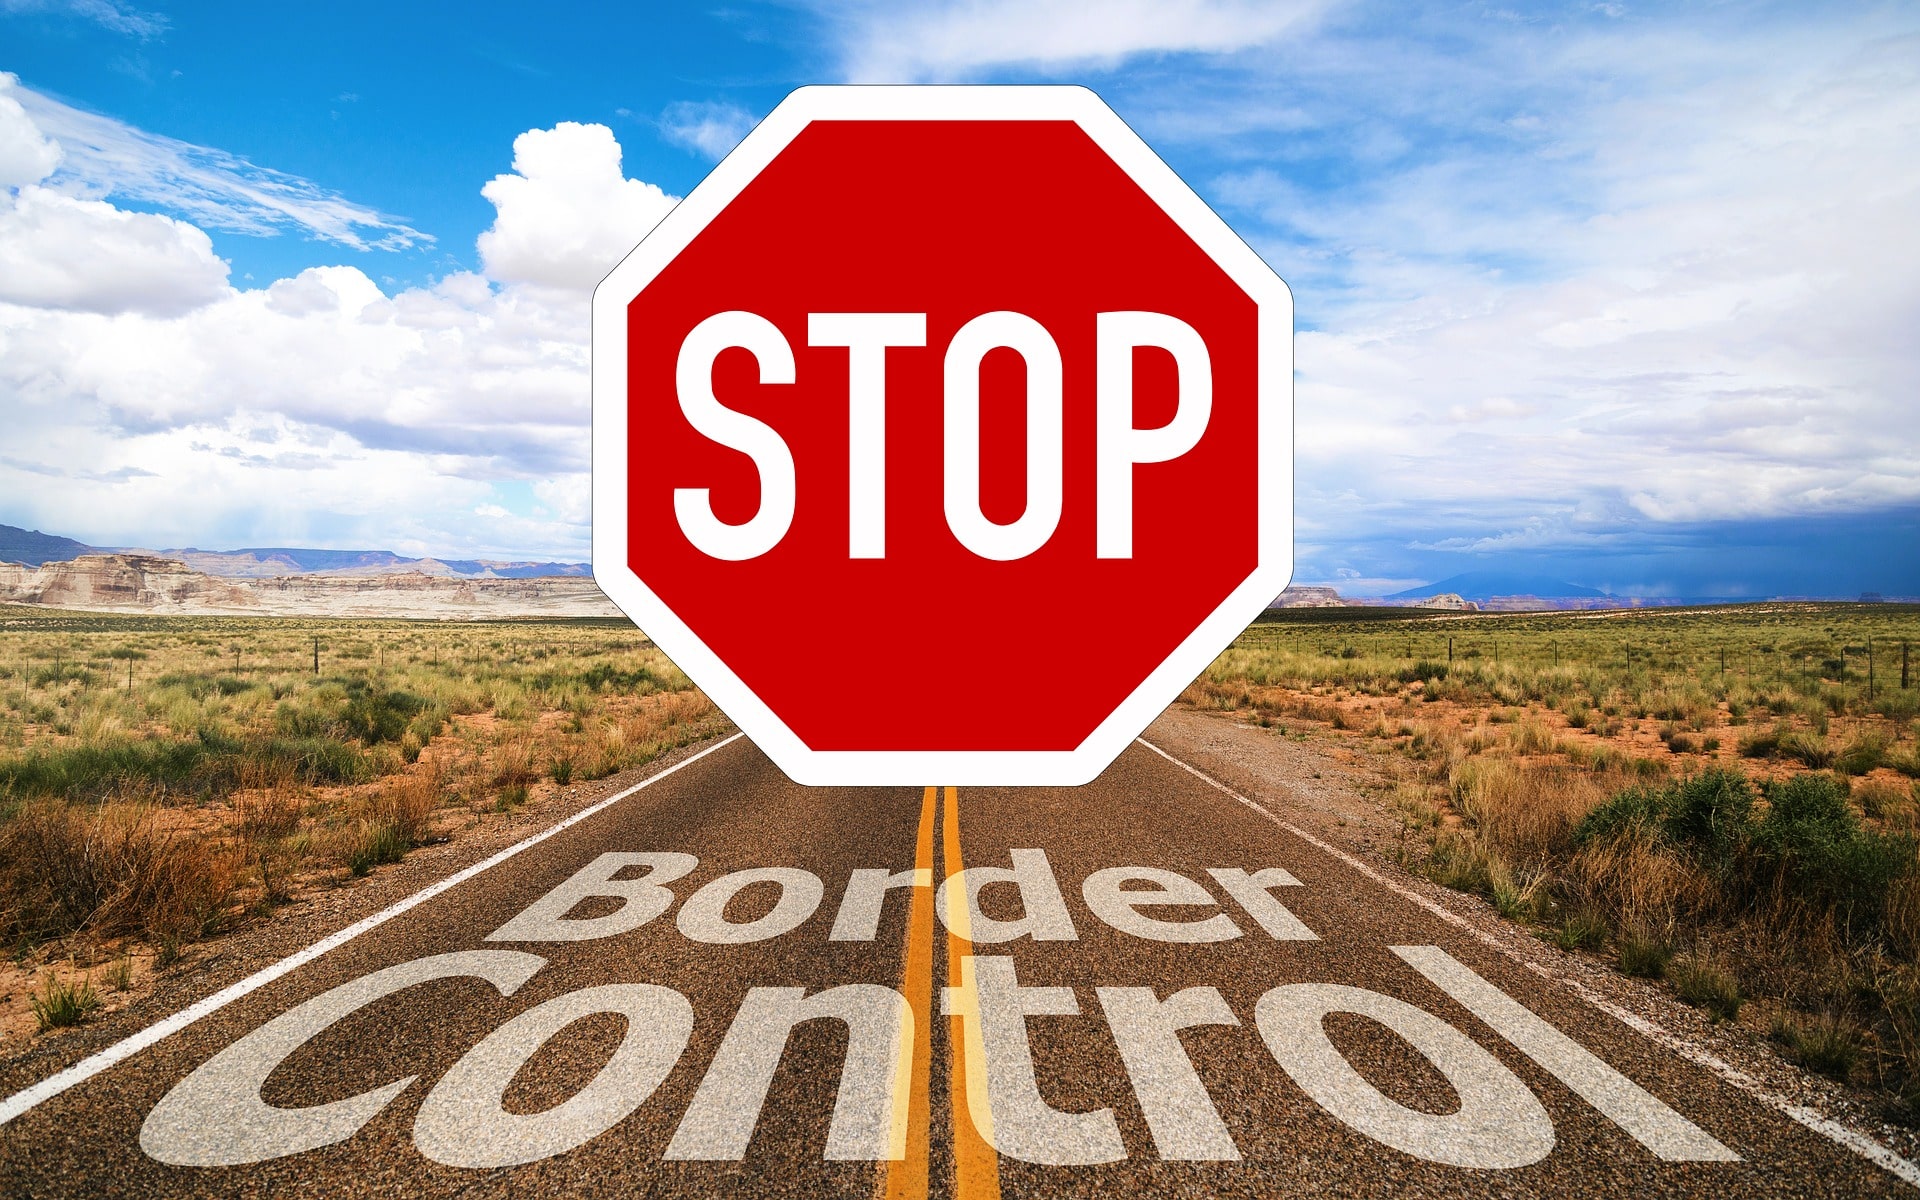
[1192,602,1920,1114]
[0,607,723,1030]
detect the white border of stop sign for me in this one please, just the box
[592,85,1294,787]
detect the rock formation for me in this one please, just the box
[0,554,621,619]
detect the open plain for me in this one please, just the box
[1,602,1917,1196]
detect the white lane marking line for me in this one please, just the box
[1135,736,1920,1188]
[0,732,748,1129]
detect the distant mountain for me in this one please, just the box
[0,524,92,567]
[0,523,587,578]
[1386,572,1609,601]
[162,547,591,579]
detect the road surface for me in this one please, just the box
[1,726,1913,1197]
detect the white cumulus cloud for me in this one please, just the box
[0,76,60,186]
[477,121,678,292]
[0,110,684,558]
[0,185,229,315]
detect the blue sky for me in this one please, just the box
[1,0,1916,596]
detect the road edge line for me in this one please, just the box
[1135,735,1920,1189]
[0,731,748,1129]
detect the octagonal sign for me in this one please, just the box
[592,86,1292,786]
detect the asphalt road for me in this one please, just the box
[0,730,1913,1198]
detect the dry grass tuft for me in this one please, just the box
[0,800,237,947]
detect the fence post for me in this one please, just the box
[1869,638,1875,701]
[312,634,320,676]
[1448,636,1453,664]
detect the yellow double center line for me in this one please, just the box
[882,786,1001,1200]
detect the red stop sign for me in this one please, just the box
[593,87,1292,785]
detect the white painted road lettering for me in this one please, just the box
[944,955,1124,1165]
[487,852,697,942]
[665,984,909,1162]
[140,950,547,1167]
[830,866,933,942]
[676,867,825,944]
[935,848,1080,943]
[1256,980,1557,1169]
[1205,867,1318,941]
[1096,984,1242,1160]
[134,847,1739,1175]
[413,983,694,1168]
[485,852,1317,947]
[1081,867,1240,943]
[1395,945,1738,1161]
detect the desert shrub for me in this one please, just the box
[1574,768,1754,877]
[488,738,539,790]
[1423,831,1495,895]
[1406,723,1459,763]
[1662,770,1756,871]
[1489,859,1550,921]
[577,662,667,693]
[0,801,236,944]
[1399,661,1448,684]
[370,767,439,847]
[1512,720,1558,755]
[342,686,429,745]
[405,702,449,750]
[1890,747,1920,779]
[153,672,260,700]
[1452,760,1599,868]
[1754,772,1913,927]
[103,953,133,992]
[250,736,372,785]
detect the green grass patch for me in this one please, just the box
[31,971,101,1031]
